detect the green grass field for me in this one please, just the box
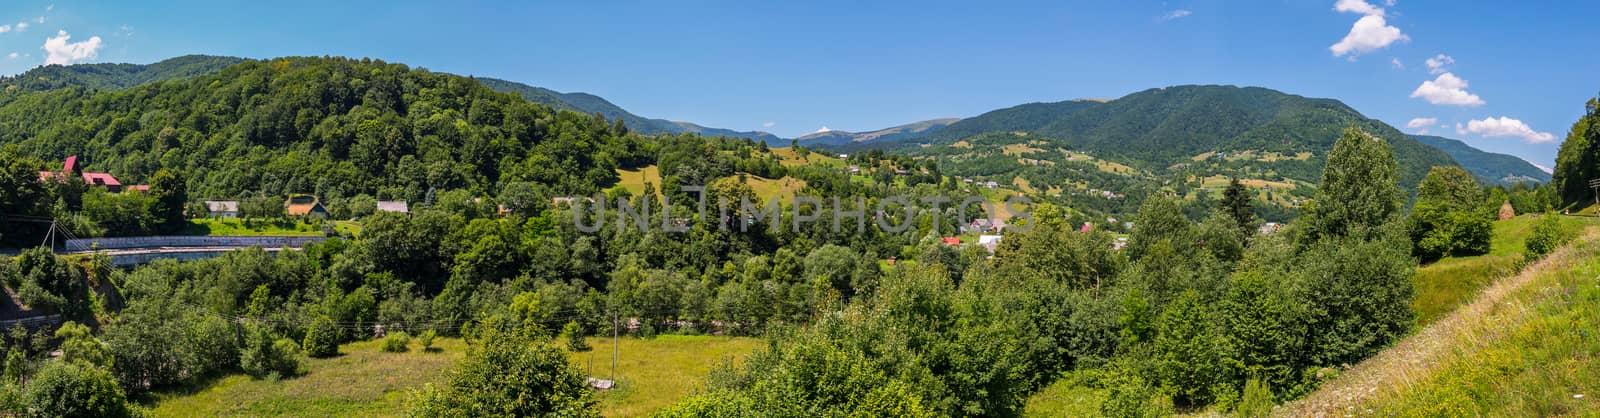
[1360,227,1600,416]
[145,334,761,417]
[1412,214,1588,325]
[147,338,467,417]
[1291,225,1600,416]
[183,218,327,236]
[582,335,764,416]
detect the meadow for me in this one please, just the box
[146,335,762,417]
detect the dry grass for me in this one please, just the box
[1282,224,1600,417]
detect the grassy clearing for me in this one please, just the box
[1412,215,1587,325]
[579,335,764,417]
[1289,225,1600,416]
[771,147,843,168]
[183,218,326,236]
[742,175,807,202]
[614,165,663,196]
[147,334,761,417]
[147,338,467,417]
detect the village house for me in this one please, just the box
[37,155,148,193]
[285,195,330,219]
[940,237,961,246]
[204,200,240,218]
[376,200,410,214]
[977,235,1002,253]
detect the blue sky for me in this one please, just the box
[1,0,1595,168]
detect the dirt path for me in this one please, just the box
[1280,226,1598,417]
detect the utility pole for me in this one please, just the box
[1590,178,1600,210]
[611,310,619,385]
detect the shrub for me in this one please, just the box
[302,316,340,358]
[563,321,590,352]
[1236,377,1274,418]
[381,332,411,353]
[1524,214,1574,263]
[240,327,300,379]
[408,316,596,417]
[418,329,437,352]
[22,361,131,418]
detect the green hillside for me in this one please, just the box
[1412,134,1550,185]
[0,55,245,92]
[884,85,1458,190]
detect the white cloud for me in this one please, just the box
[15,21,28,31]
[46,4,53,12]
[5,52,16,60]
[1425,54,1453,74]
[1159,9,1192,21]
[1405,117,1437,133]
[42,30,103,65]
[0,24,10,33]
[814,126,832,134]
[1410,72,1484,106]
[1456,117,1555,143]
[1531,162,1553,174]
[1330,15,1407,58]
[1391,57,1405,69]
[36,16,44,24]
[1334,0,1385,16]
[762,121,776,128]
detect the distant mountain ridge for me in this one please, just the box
[842,85,1461,189]
[475,77,783,145]
[796,118,961,147]
[1410,135,1550,185]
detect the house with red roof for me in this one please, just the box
[37,155,147,193]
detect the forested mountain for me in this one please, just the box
[476,77,784,145]
[1411,135,1550,185]
[795,118,960,147]
[0,55,245,92]
[0,56,644,202]
[852,85,1459,189]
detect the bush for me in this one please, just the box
[303,316,340,358]
[381,332,411,353]
[1524,214,1574,263]
[1236,377,1274,418]
[418,329,437,352]
[22,361,132,418]
[240,327,300,379]
[409,316,596,417]
[563,321,590,352]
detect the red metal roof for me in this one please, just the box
[82,172,122,186]
[941,237,961,245]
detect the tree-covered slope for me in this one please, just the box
[882,85,1459,188]
[476,77,783,145]
[1411,135,1550,185]
[0,56,644,202]
[0,55,246,92]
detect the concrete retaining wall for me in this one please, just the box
[66,235,326,251]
